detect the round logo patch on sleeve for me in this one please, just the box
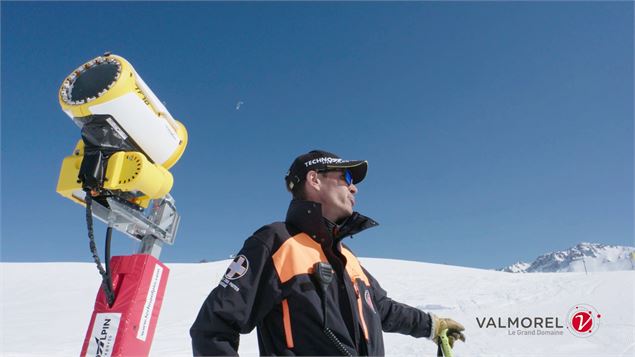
[224,255,250,280]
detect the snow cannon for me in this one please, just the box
[57,52,187,210]
[55,53,187,357]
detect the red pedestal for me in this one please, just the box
[80,254,169,357]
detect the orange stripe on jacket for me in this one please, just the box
[282,299,294,348]
[354,282,370,340]
[272,233,327,283]
[341,246,370,286]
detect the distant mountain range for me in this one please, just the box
[501,242,635,273]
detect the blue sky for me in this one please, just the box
[1,2,633,269]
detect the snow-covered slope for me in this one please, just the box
[501,242,635,273]
[1,259,634,356]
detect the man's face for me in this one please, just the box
[315,170,357,223]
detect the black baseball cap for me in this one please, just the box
[285,150,368,191]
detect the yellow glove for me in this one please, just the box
[430,315,466,348]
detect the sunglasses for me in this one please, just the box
[318,169,354,186]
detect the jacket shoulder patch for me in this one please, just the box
[272,233,326,283]
[224,255,249,280]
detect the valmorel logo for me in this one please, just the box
[476,304,603,338]
[566,304,601,338]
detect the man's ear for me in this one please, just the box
[305,170,321,191]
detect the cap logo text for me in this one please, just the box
[304,157,344,167]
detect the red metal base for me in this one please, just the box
[80,254,169,357]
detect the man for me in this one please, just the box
[190,150,465,356]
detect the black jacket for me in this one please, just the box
[190,200,433,356]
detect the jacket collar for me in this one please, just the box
[285,199,379,244]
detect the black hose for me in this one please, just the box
[104,225,114,306]
[85,192,116,307]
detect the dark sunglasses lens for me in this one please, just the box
[345,170,353,185]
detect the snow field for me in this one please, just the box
[1,259,633,356]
